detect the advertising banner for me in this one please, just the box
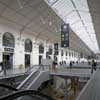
[61,23,69,47]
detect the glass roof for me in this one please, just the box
[45,0,99,53]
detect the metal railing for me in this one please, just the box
[0,64,51,79]
[0,63,97,79]
[17,64,51,90]
[76,70,100,100]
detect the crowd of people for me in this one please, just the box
[0,59,98,75]
[52,60,79,72]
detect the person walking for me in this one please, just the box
[70,61,72,71]
[52,60,57,72]
[0,61,7,76]
[94,60,97,71]
[3,60,7,76]
[0,62,3,72]
[91,59,96,74]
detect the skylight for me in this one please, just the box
[45,0,99,53]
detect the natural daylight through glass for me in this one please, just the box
[45,0,99,53]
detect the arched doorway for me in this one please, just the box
[3,32,15,69]
[39,44,44,65]
[25,39,32,68]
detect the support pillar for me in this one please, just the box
[64,79,68,100]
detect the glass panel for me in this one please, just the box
[39,44,44,54]
[46,0,99,53]
[3,32,15,48]
[66,11,80,25]
[25,39,32,52]
[73,0,89,11]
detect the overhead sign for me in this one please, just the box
[4,47,14,53]
[61,23,69,47]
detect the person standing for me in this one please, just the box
[94,60,97,71]
[52,60,57,72]
[0,61,6,76]
[3,60,7,76]
[0,62,3,72]
[70,61,72,71]
[91,59,96,74]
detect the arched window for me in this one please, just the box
[25,39,32,52]
[39,44,44,53]
[3,32,15,47]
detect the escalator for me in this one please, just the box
[17,70,40,90]
[0,65,51,100]
[17,66,50,90]
[0,84,54,100]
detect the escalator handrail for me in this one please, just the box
[25,65,41,73]
[0,83,18,91]
[17,65,42,89]
[17,70,39,89]
[0,90,54,100]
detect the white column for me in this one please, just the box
[0,33,2,62]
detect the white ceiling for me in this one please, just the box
[0,0,92,55]
[0,0,62,42]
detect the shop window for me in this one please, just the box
[25,39,32,52]
[3,32,15,47]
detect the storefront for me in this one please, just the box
[39,44,44,65]
[2,32,15,69]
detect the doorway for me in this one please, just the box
[39,55,42,65]
[3,53,13,69]
[25,54,30,68]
